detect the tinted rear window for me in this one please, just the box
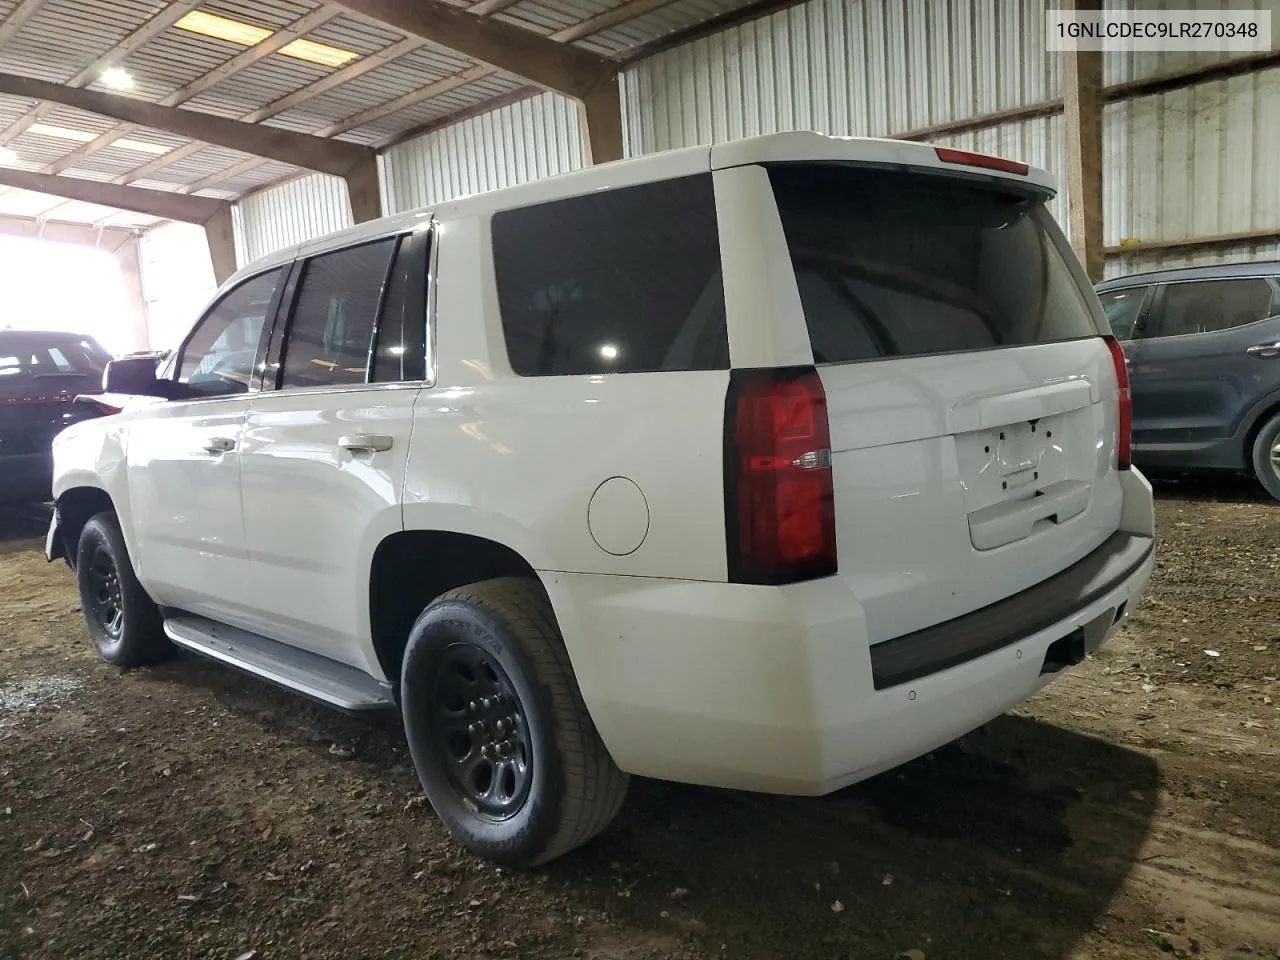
[768,164,1097,364]
[492,175,727,376]
[0,335,110,389]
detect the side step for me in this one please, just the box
[163,615,396,713]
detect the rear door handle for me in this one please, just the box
[202,436,236,455]
[1246,341,1280,358]
[338,434,393,453]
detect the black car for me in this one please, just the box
[0,330,117,504]
[1096,262,1280,499]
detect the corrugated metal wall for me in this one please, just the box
[231,173,353,267]
[380,92,583,215]
[230,0,1278,275]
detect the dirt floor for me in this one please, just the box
[1,478,1278,960]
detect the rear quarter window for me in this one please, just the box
[491,175,727,376]
[768,164,1099,364]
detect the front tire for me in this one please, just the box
[1251,413,1280,500]
[400,577,627,866]
[75,512,170,666]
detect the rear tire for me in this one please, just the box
[400,577,627,866]
[75,512,170,666]
[1250,413,1280,500]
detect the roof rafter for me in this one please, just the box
[0,71,375,177]
[333,0,615,99]
[0,168,227,223]
[45,4,345,175]
[0,0,203,146]
[0,0,52,46]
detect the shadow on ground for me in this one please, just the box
[0,500,50,552]
[147,651,1160,960]
[1148,469,1273,504]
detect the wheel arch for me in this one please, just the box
[367,529,542,689]
[1236,388,1280,471]
[52,484,118,569]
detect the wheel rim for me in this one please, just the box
[1270,438,1280,477]
[431,642,532,820]
[86,544,124,639]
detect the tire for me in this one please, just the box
[1251,413,1280,501]
[400,577,627,866]
[75,511,170,666]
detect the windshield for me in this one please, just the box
[0,334,111,392]
[767,164,1099,364]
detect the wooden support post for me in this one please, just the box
[1062,0,1105,282]
[203,206,238,286]
[579,74,624,165]
[344,158,383,224]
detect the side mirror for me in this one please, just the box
[103,356,167,397]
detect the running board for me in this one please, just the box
[163,615,396,713]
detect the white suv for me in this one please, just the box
[47,133,1155,866]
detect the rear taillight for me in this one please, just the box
[724,366,837,585]
[75,396,122,416]
[1104,336,1132,470]
[934,146,1029,176]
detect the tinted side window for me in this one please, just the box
[280,239,397,389]
[178,268,284,397]
[492,175,727,376]
[1098,286,1149,340]
[1151,278,1275,339]
[371,237,422,383]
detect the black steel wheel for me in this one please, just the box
[85,542,124,640]
[400,577,628,867]
[74,511,170,666]
[432,641,533,819]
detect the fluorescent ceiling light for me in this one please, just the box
[116,138,170,156]
[175,10,357,68]
[29,123,168,155]
[101,67,134,90]
[0,146,17,166]
[30,123,96,143]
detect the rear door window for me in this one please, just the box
[279,238,398,389]
[1098,286,1150,340]
[768,164,1098,363]
[492,175,727,376]
[1147,277,1276,339]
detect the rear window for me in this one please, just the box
[768,164,1098,364]
[0,335,110,388]
[492,175,727,376]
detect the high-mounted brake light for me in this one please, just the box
[934,146,1029,176]
[1104,336,1132,470]
[724,367,837,585]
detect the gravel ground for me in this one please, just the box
[0,478,1277,960]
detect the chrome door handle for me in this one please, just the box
[1246,341,1280,358]
[202,437,236,454]
[338,434,393,453]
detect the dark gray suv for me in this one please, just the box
[1097,262,1280,499]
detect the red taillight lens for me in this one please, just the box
[934,146,1029,176]
[1104,336,1132,470]
[724,367,837,585]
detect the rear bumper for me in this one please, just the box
[545,470,1156,795]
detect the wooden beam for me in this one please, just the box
[1105,227,1280,257]
[115,35,427,187]
[0,0,203,146]
[0,72,375,178]
[46,5,344,175]
[1061,0,1104,283]
[0,168,227,224]
[344,157,382,223]
[333,0,614,98]
[203,206,238,285]
[580,74,623,163]
[0,0,51,45]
